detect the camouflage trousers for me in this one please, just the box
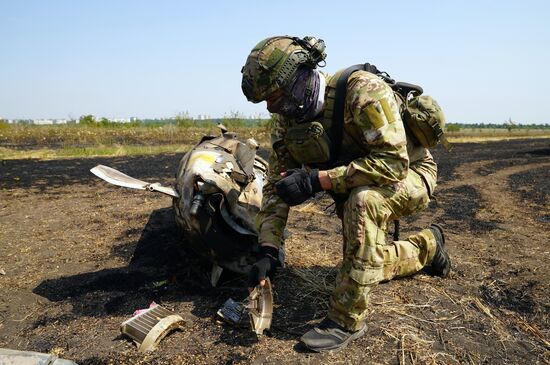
[328,169,438,331]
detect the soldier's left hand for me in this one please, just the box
[248,245,280,290]
[275,168,322,206]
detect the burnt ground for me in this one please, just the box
[0,138,549,364]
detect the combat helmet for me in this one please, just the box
[241,36,327,103]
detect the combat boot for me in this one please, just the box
[300,317,367,352]
[427,223,451,277]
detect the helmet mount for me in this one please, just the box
[292,36,326,67]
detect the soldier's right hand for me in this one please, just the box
[275,168,322,206]
[248,245,280,291]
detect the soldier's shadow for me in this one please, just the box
[32,206,328,347]
[33,207,220,319]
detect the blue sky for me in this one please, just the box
[1,0,549,123]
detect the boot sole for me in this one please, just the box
[302,323,368,353]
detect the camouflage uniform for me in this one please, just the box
[257,70,439,331]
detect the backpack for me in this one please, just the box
[331,63,452,153]
[402,95,452,151]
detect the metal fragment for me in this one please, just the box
[120,305,191,352]
[90,165,179,198]
[216,298,248,326]
[248,278,273,335]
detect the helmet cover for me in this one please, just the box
[241,36,326,103]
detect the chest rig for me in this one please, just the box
[283,69,368,169]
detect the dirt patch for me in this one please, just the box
[508,166,550,222]
[439,185,501,233]
[1,138,549,364]
[480,280,539,315]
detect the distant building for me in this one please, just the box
[4,117,139,125]
[107,118,138,123]
[34,119,54,125]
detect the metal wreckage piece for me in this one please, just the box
[248,278,274,334]
[217,278,273,335]
[120,305,194,352]
[172,131,269,282]
[90,126,269,286]
[90,165,180,198]
[91,127,274,337]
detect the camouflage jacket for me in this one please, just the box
[257,70,437,248]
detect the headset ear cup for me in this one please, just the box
[297,36,327,67]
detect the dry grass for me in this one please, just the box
[0,124,270,148]
[283,198,550,364]
[287,266,337,309]
[0,144,196,160]
[0,124,271,159]
[1,124,549,160]
[446,128,550,143]
[289,262,550,363]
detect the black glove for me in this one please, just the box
[274,168,322,206]
[248,246,280,289]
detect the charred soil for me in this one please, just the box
[1,139,549,364]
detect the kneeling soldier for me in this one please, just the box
[241,36,451,352]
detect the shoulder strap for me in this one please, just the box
[331,63,391,163]
[329,64,363,163]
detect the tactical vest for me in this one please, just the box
[283,69,369,169]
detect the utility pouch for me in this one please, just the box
[284,121,331,164]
